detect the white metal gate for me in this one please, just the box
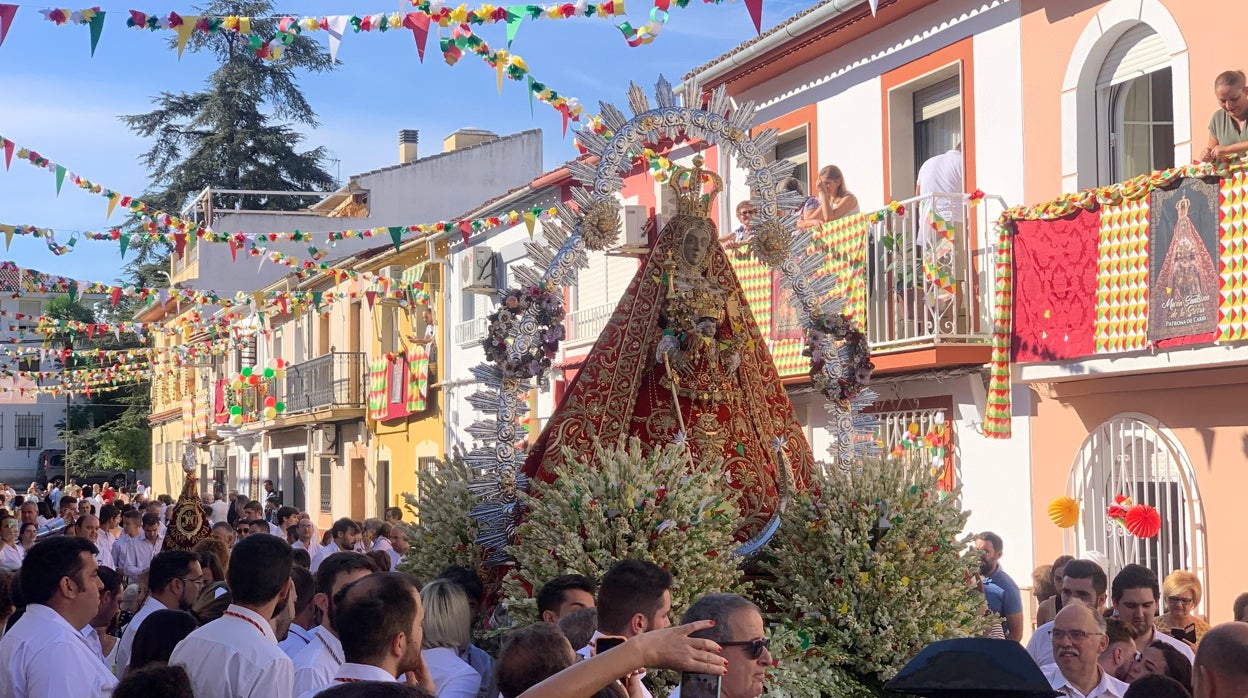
[1065,414,1206,611]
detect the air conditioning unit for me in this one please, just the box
[465,247,498,295]
[379,265,403,281]
[427,238,449,265]
[315,424,339,459]
[210,445,227,468]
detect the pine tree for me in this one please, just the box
[121,0,337,227]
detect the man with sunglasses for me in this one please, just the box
[671,593,772,698]
[1043,604,1128,698]
[115,549,205,676]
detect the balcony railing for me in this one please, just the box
[284,352,366,413]
[454,317,489,347]
[861,192,1005,353]
[565,303,615,347]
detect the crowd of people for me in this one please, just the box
[4,481,1248,698]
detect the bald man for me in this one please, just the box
[1193,622,1248,698]
[1042,604,1128,698]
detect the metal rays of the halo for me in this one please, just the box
[466,77,877,564]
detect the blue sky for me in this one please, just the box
[0,0,810,286]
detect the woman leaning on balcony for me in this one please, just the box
[1200,70,1248,162]
[798,165,859,229]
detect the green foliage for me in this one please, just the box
[762,458,994,696]
[398,453,483,583]
[502,437,743,626]
[121,0,337,217]
[44,298,151,477]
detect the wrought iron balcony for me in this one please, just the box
[861,192,1006,354]
[283,352,366,413]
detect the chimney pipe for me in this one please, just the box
[399,129,419,164]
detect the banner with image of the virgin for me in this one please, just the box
[1148,178,1221,342]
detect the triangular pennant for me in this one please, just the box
[403,12,430,62]
[2,138,12,170]
[523,210,536,239]
[866,0,878,15]
[365,290,377,309]
[229,238,238,262]
[174,232,187,259]
[110,287,122,308]
[175,15,198,59]
[88,10,106,56]
[119,233,129,259]
[325,15,348,62]
[105,193,118,220]
[506,7,522,47]
[526,74,535,116]
[496,56,504,95]
[744,0,763,34]
[55,165,66,195]
[68,282,77,302]
[0,4,16,48]
[389,225,404,252]
[0,224,12,250]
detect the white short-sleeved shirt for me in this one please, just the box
[296,662,398,698]
[0,542,22,571]
[0,604,119,698]
[115,596,171,675]
[170,604,293,698]
[423,647,482,698]
[292,625,344,695]
[1041,663,1127,698]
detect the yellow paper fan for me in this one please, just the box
[1048,496,1080,528]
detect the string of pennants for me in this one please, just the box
[0,132,563,254]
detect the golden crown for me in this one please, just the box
[669,155,723,219]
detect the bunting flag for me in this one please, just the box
[0,4,17,47]
[324,14,347,61]
[0,132,563,251]
[922,210,957,304]
[403,11,429,60]
[743,0,762,34]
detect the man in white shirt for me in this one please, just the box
[576,560,674,698]
[244,500,284,537]
[296,571,429,698]
[915,144,964,225]
[292,551,380,694]
[170,534,296,698]
[1111,564,1195,663]
[273,506,300,540]
[117,513,163,583]
[1042,604,1128,698]
[1193,622,1248,698]
[1029,559,1109,667]
[209,492,230,524]
[116,549,205,675]
[279,566,317,659]
[134,480,147,497]
[83,565,124,667]
[292,518,322,558]
[75,514,111,569]
[310,517,362,573]
[0,536,119,697]
[97,504,122,562]
[111,510,144,583]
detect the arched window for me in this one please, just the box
[1065,414,1207,612]
[1097,25,1174,183]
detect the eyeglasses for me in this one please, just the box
[1051,629,1104,642]
[721,638,770,660]
[179,577,206,588]
[1166,596,1195,606]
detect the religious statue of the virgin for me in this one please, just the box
[523,156,814,539]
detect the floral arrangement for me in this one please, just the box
[763,457,994,697]
[501,437,743,627]
[397,452,483,582]
[482,281,566,381]
[1106,494,1162,539]
[804,311,874,406]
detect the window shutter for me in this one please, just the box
[913,76,961,121]
[1097,25,1169,89]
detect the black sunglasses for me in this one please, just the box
[721,638,770,660]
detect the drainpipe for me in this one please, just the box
[678,0,867,94]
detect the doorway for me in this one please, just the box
[290,453,307,512]
[350,457,366,521]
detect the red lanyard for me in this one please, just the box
[224,610,268,637]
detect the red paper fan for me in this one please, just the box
[1124,504,1161,538]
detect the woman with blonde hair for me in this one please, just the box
[1155,569,1209,648]
[798,165,859,229]
[420,579,484,698]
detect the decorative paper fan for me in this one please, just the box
[1124,504,1161,538]
[1048,496,1080,528]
